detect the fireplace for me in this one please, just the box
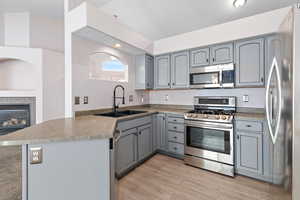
[0,104,31,135]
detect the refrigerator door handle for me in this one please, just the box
[265,57,282,144]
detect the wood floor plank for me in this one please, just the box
[118,154,289,200]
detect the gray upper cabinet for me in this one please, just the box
[190,47,210,67]
[138,124,153,161]
[116,128,138,175]
[135,54,154,90]
[171,51,189,88]
[210,43,233,65]
[265,34,281,86]
[154,54,171,89]
[235,38,265,87]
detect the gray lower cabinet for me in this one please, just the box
[116,128,138,175]
[116,116,153,177]
[235,118,272,182]
[155,113,167,151]
[210,42,233,65]
[166,114,185,157]
[190,47,210,67]
[235,37,265,87]
[154,54,171,89]
[171,51,189,88]
[138,124,153,161]
[135,54,154,90]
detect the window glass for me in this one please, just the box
[89,52,128,82]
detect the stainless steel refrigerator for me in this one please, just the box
[265,6,295,200]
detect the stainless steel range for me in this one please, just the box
[184,96,236,176]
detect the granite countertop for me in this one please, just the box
[0,105,265,146]
[235,107,265,120]
[0,105,190,147]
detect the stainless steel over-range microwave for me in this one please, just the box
[189,63,235,89]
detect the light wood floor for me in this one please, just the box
[117,154,290,200]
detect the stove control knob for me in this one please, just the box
[215,115,220,120]
[204,114,208,118]
[222,115,227,120]
[192,114,197,118]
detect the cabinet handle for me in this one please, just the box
[173,119,177,122]
[261,77,264,82]
[246,125,252,128]
[174,147,177,150]
[237,135,240,140]
[174,126,177,129]
[168,83,170,86]
[213,58,215,62]
[172,83,175,86]
[206,58,209,63]
[174,136,177,139]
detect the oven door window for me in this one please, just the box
[186,126,230,154]
[190,72,219,85]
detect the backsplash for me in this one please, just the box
[149,88,266,108]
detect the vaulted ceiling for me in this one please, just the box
[0,0,298,40]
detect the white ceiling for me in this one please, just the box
[0,0,298,40]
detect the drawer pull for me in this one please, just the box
[174,136,177,139]
[246,125,252,128]
[173,119,177,122]
[173,147,177,150]
[174,126,177,129]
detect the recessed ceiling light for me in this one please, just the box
[114,43,121,48]
[233,0,247,8]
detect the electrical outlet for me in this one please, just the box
[243,95,249,102]
[165,94,169,102]
[129,95,134,102]
[74,96,80,105]
[83,96,88,104]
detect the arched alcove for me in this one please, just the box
[0,58,37,90]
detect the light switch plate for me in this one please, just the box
[83,96,88,104]
[74,96,80,105]
[30,147,43,164]
[243,95,249,102]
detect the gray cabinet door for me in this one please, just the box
[190,47,210,67]
[116,128,138,175]
[146,55,154,89]
[138,124,152,161]
[235,38,265,87]
[156,114,167,151]
[135,54,154,90]
[236,131,263,175]
[210,43,233,65]
[154,54,171,89]
[171,51,189,88]
[265,34,281,87]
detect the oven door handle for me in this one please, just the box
[185,121,233,131]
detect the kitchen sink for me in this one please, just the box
[94,110,147,118]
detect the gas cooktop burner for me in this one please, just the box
[184,96,236,123]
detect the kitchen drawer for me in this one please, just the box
[168,142,184,155]
[118,116,152,131]
[168,123,184,132]
[167,113,184,119]
[168,131,184,144]
[167,117,184,124]
[235,120,263,132]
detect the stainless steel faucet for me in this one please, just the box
[113,85,125,113]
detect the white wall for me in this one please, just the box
[0,13,4,46]
[4,12,30,47]
[149,88,265,108]
[72,36,149,112]
[0,59,37,90]
[42,49,65,121]
[30,15,64,52]
[153,7,291,55]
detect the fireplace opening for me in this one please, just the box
[0,104,30,135]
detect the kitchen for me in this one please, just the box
[0,0,299,200]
